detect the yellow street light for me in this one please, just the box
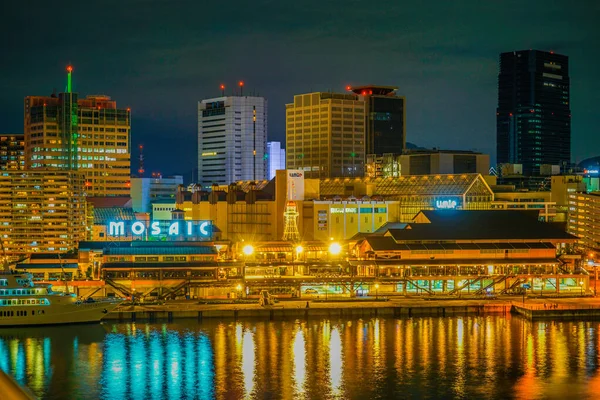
[236,284,243,291]
[242,244,254,256]
[296,245,303,254]
[329,242,342,255]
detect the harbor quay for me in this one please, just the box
[104,296,600,322]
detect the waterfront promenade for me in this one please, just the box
[105,296,600,322]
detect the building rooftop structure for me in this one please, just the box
[93,207,136,225]
[319,173,490,198]
[385,210,575,242]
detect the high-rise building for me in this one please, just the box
[24,67,131,196]
[568,192,600,251]
[0,170,86,258]
[130,175,183,213]
[267,141,286,180]
[198,96,267,187]
[350,85,406,155]
[497,50,571,175]
[286,92,365,178]
[0,134,25,170]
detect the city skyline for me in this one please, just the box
[1,1,598,178]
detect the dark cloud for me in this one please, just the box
[1,0,598,176]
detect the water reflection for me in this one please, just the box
[2,317,600,399]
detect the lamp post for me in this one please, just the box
[242,244,253,280]
[541,280,545,297]
[236,283,243,299]
[295,245,303,276]
[375,283,379,300]
[580,280,584,296]
[325,284,329,301]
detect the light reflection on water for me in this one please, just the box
[1,316,600,399]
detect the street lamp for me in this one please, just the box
[375,283,379,300]
[242,245,254,256]
[236,283,243,299]
[580,280,584,296]
[329,242,342,256]
[325,284,329,301]
[541,280,545,297]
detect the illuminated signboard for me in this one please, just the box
[584,169,599,175]
[435,200,458,209]
[107,220,212,239]
[287,169,305,201]
[330,207,358,214]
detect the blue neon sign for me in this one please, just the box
[107,220,212,238]
[435,199,458,209]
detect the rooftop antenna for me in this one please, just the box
[138,145,145,176]
[66,65,73,92]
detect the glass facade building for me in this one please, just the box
[496,50,571,175]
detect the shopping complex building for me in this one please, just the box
[10,167,588,300]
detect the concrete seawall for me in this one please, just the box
[512,305,600,321]
[104,303,513,322]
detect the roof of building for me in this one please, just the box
[385,210,576,242]
[152,198,177,205]
[362,236,557,251]
[319,174,492,197]
[15,263,78,269]
[104,246,217,256]
[28,253,78,260]
[349,258,559,266]
[94,207,137,224]
[102,261,219,269]
[402,149,483,155]
[78,240,217,251]
[87,197,132,208]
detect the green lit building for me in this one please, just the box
[24,66,131,197]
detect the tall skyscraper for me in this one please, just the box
[0,134,25,170]
[351,85,406,155]
[267,141,286,180]
[496,50,571,175]
[198,96,267,187]
[0,170,86,257]
[286,92,365,178]
[24,66,131,196]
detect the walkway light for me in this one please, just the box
[243,245,254,256]
[236,284,243,291]
[329,242,342,255]
[296,245,303,254]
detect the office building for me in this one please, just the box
[0,134,25,170]
[497,50,571,175]
[267,141,286,180]
[400,149,490,176]
[24,66,131,196]
[568,192,600,251]
[286,92,365,178]
[0,170,86,257]
[366,149,489,178]
[130,175,183,213]
[350,85,406,155]
[198,96,267,187]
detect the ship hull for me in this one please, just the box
[0,301,122,327]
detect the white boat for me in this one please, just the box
[0,272,123,326]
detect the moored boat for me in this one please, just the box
[0,272,122,326]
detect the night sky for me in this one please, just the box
[2,1,598,180]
